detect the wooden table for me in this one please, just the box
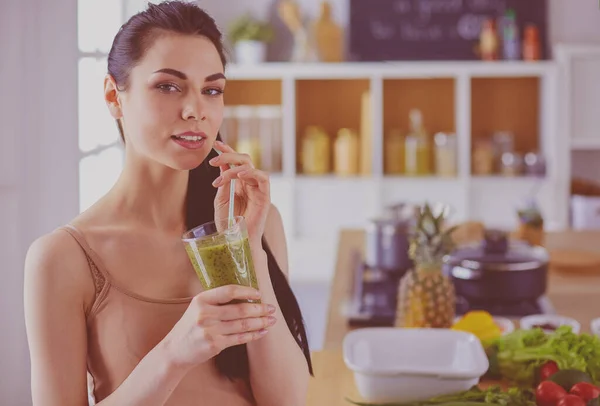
[306,229,600,406]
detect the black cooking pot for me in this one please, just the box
[443,229,549,302]
[365,218,413,273]
[364,203,418,273]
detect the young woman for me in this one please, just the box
[24,2,312,405]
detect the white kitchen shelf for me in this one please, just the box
[226,61,557,80]
[225,60,564,283]
[554,44,600,231]
[571,138,600,150]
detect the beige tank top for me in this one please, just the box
[59,225,256,406]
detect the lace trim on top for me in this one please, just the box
[83,251,106,298]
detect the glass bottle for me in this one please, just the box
[385,129,404,175]
[502,9,520,61]
[404,109,430,176]
[523,24,541,61]
[479,18,499,61]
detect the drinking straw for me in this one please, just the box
[213,147,236,228]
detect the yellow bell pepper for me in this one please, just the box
[452,310,502,341]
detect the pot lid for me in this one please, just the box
[366,218,413,235]
[447,229,549,272]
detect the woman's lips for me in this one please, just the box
[171,133,206,150]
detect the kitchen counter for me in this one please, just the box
[306,229,600,406]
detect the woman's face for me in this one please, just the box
[107,32,225,171]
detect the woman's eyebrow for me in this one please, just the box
[205,73,226,82]
[152,69,225,83]
[153,68,187,80]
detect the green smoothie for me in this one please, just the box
[184,235,260,304]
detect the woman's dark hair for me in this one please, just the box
[107,1,313,381]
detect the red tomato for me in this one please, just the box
[570,382,600,401]
[556,394,587,406]
[540,361,560,381]
[536,381,568,406]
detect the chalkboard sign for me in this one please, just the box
[349,0,548,61]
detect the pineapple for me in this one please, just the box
[395,203,457,329]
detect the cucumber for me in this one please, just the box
[548,369,594,391]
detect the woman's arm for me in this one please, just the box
[25,232,92,405]
[24,232,192,406]
[262,204,290,277]
[246,205,311,406]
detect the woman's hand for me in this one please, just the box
[162,285,276,369]
[210,141,271,243]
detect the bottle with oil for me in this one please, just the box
[385,129,404,175]
[404,109,431,176]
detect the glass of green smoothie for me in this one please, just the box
[182,216,260,304]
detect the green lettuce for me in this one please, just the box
[484,325,600,387]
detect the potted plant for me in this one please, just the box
[228,14,274,65]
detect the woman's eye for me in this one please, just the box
[204,88,224,96]
[157,83,180,93]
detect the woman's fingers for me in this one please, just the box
[213,140,235,154]
[237,168,270,195]
[212,164,252,187]
[209,152,253,168]
[217,316,276,335]
[209,141,254,169]
[223,329,270,346]
[198,285,261,305]
[217,302,275,321]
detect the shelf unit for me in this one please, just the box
[555,45,600,230]
[224,61,563,282]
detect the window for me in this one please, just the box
[77,0,165,212]
[77,0,125,212]
[76,0,206,212]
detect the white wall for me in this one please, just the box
[549,0,600,45]
[2,0,79,404]
[1,0,599,404]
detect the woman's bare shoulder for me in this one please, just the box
[27,227,86,267]
[24,226,95,304]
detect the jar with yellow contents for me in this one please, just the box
[301,126,331,175]
[334,128,359,176]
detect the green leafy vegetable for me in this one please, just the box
[345,385,536,405]
[483,325,600,387]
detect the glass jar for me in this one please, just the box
[301,126,330,175]
[492,131,515,171]
[472,139,495,175]
[334,128,359,176]
[434,132,457,177]
[500,152,523,176]
[524,152,546,177]
[255,105,283,173]
[235,106,261,169]
[220,106,237,146]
